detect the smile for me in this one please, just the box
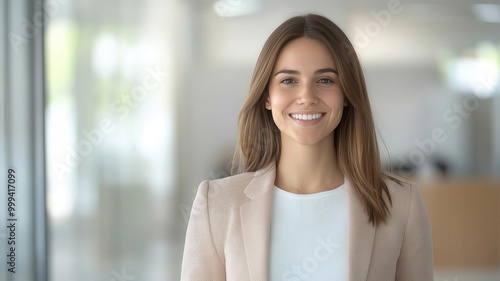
[289,113,325,121]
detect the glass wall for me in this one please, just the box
[44,0,183,280]
[1,0,46,280]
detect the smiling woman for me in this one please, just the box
[181,13,434,281]
[266,38,345,148]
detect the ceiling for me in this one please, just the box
[194,0,500,67]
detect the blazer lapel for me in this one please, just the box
[240,164,275,281]
[346,177,376,281]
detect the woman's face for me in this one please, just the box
[266,37,345,146]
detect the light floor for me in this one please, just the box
[434,268,500,281]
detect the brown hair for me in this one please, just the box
[232,13,397,226]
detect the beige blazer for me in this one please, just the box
[181,164,434,281]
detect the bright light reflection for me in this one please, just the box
[213,0,261,18]
[92,34,119,78]
[48,187,74,220]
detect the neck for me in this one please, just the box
[275,133,344,194]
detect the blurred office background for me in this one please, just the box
[0,0,499,280]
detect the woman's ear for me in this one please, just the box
[265,97,271,110]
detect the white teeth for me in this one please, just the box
[290,113,324,120]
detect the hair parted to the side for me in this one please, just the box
[232,13,400,226]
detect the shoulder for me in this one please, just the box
[199,163,275,198]
[384,175,414,202]
[195,168,265,208]
[207,170,257,188]
[383,175,429,226]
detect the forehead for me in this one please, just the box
[273,37,337,71]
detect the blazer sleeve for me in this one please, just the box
[395,184,434,281]
[181,181,226,281]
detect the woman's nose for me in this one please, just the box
[297,83,318,105]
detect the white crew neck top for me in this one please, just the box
[268,184,348,281]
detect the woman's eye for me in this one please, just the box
[318,78,334,84]
[280,78,295,85]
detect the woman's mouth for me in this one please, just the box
[289,113,325,121]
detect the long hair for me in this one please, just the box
[232,13,396,226]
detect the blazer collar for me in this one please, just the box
[345,177,376,281]
[243,162,276,200]
[240,163,275,281]
[239,163,375,281]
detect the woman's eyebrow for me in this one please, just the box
[274,68,338,76]
[315,68,338,75]
[274,69,299,76]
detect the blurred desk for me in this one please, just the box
[418,179,499,270]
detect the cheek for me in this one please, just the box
[324,92,344,109]
[268,92,291,126]
[268,90,290,110]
